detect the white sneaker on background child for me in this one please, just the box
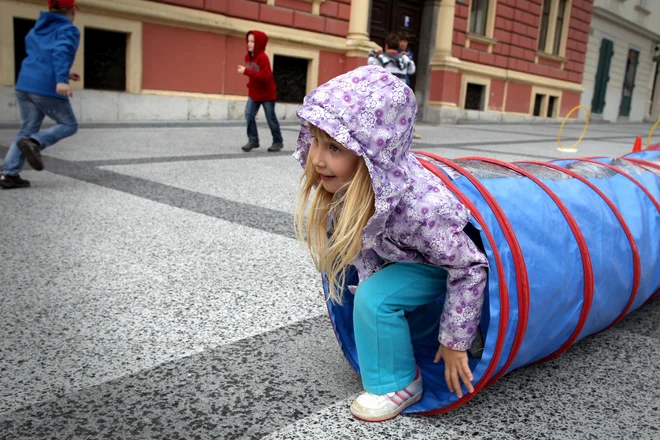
[350,368,423,422]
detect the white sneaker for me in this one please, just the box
[350,369,423,422]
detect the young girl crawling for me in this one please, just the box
[294,65,488,422]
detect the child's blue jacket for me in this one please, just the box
[16,11,80,100]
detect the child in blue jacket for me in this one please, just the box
[1,0,80,189]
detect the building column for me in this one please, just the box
[0,7,13,86]
[432,0,457,62]
[345,0,375,70]
[415,0,441,121]
[347,0,370,42]
[427,0,463,119]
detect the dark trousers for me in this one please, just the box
[245,98,283,144]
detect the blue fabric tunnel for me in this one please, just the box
[323,145,660,414]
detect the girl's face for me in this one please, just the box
[247,34,255,52]
[309,131,360,194]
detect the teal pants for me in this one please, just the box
[354,263,447,394]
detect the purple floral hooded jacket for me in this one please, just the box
[294,65,488,351]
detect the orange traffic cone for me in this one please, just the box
[632,136,642,152]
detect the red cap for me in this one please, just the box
[48,0,77,8]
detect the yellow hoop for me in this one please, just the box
[557,105,590,153]
[648,119,660,148]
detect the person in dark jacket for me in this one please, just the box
[237,30,283,153]
[1,0,80,189]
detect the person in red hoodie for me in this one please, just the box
[237,31,283,152]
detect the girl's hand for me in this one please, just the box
[68,71,80,81]
[434,344,474,398]
[237,65,246,74]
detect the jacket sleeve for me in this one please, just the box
[245,55,273,83]
[404,55,416,75]
[52,26,80,84]
[396,202,488,351]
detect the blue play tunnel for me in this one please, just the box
[324,145,660,414]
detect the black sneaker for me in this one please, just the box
[241,142,260,152]
[17,137,44,171]
[0,173,31,189]
[267,142,283,152]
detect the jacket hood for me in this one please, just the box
[247,30,268,57]
[34,11,72,35]
[294,64,418,246]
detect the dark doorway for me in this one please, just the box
[547,95,557,117]
[273,55,308,103]
[13,18,36,82]
[369,0,423,89]
[84,28,127,91]
[465,83,485,110]
[619,48,639,118]
[591,38,614,115]
[533,94,544,116]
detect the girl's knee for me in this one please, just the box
[354,272,392,316]
[353,285,380,321]
[354,263,446,317]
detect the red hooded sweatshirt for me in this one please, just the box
[244,31,277,102]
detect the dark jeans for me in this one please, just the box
[245,98,283,144]
[3,91,78,175]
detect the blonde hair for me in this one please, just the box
[294,124,375,304]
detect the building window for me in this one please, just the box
[538,1,551,51]
[619,49,639,118]
[532,92,559,117]
[533,94,544,116]
[13,18,36,83]
[537,0,571,56]
[273,55,308,103]
[465,83,486,110]
[547,96,557,117]
[469,0,489,35]
[84,28,127,91]
[552,0,567,55]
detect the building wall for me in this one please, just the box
[593,0,658,35]
[0,0,607,124]
[453,0,592,84]
[318,50,348,85]
[142,23,228,95]
[580,5,659,122]
[151,0,351,37]
[0,0,355,123]
[427,0,593,123]
[140,0,351,98]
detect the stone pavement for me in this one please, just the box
[1,121,659,439]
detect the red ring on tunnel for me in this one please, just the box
[624,158,660,173]
[415,156,510,414]
[514,160,642,332]
[460,157,595,364]
[576,158,660,309]
[577,159,660,215]
[415,152,530,391]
